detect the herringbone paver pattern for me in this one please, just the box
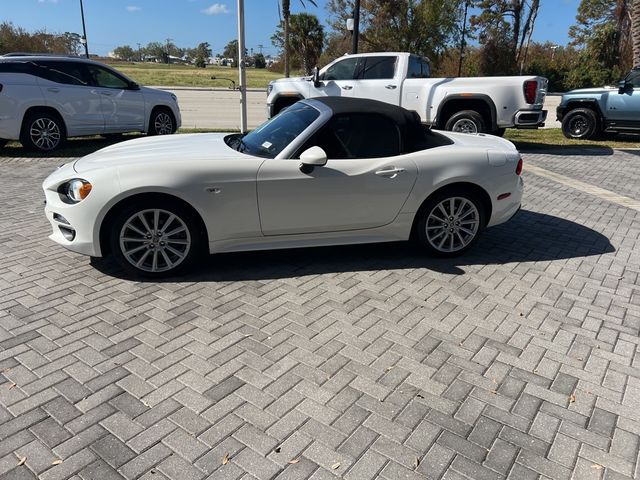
[0,149,639,479]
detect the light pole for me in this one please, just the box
[351,0,360,54]
[458,1,469,77]
[79,0,89,58]
[237,0,247,133]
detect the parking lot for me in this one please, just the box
[1,147,639,480]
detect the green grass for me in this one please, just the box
[3,127,639,159]
[105,61,283,89]
[505,128,640,151]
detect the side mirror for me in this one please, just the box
[618,79,632,93]
[313,67,321,88]
[299,146,327,173]
[129,81,140,90]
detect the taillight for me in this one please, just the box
[523,80,537,104]
[516,157,523,175]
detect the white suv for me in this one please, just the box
[0,55,181,152]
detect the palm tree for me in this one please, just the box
[281,0,317,77]
[633,0,640,67]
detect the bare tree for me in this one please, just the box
[633,0,640,66]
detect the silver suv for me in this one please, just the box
[0,55,181,152]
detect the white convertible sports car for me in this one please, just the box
[43,97,523,277]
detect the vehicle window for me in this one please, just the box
[229,102,320,159]
[300,113,400,159]
[359,56,396,80]
[87,65,129,89]
[626,71,640,88]
[0,62,35,74]
[408,56,430,78]
[33,61,89,86]
[322,58,359,81]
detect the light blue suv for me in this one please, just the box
[556,68,640,139]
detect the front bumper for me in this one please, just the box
[42,162,104,257]
[514,109,547,128]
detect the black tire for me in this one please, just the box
[0,139,7,149]
[444,110,486,134]
[109,200,204,277]
[273,98,299,116]
[491,128,506,137]
[561,108,599,140]
[148,108,176,136]
[20,111,65,152]
[416,188,486,257]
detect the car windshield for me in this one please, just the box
[226,102,320,158]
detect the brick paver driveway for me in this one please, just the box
[0,148,639,480]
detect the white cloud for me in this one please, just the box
[201,3,229,15]
[126,5,142,12]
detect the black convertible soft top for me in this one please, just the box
[307,96,451,152]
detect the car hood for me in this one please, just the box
[73,133,244,173]
[271,76,309,85]
[564,86,617,96]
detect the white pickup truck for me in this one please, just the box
[266,52,548,135]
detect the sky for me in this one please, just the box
[1,0,581,58]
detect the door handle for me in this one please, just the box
[341,85,353,90]
[385,85,397,89]
[100,91,112,96]
[47,88,60,93]
[375,167,405,178]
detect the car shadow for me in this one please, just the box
[0,134,144,159]
[91,210,615,281]
[513,142,615,156]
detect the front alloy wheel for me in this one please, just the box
[110,203,202,277]
[150,109,175,135]
[21,113,64,151]
[417,191,485,257]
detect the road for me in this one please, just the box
[160,86,562,130]
[1,147,639,479]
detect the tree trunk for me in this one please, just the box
[283,0,291,77]
[633,0,640,67]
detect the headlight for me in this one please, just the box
[64,179,92,203]
[267,83,273,95]
[170,93,178,102]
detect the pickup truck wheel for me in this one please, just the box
[561,108,598,139]
[445,110,485,134]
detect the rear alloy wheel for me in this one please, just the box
[417,190,485,257]
[149,108,175,135]
[445,110,486,134]
[21,112,64,152]
[561,108,598,140]
[110,202,202,277]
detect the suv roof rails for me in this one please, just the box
[1,52,82,58]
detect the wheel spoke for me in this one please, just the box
[137,213,152,234]
[151,250,159,272]
[153,210,160,232]
[166,245,186,258]
[166,239,189,245]
[160,214,176,233]
[135,249,151,267]
[165,226,186,237]
[124,244,147,256]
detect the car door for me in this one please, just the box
[349,55,401,106]
[33,60,105,136]
[257,113,418,235]
[316,57,358,97]
[606,70,640,125]
[86,64,145,132]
